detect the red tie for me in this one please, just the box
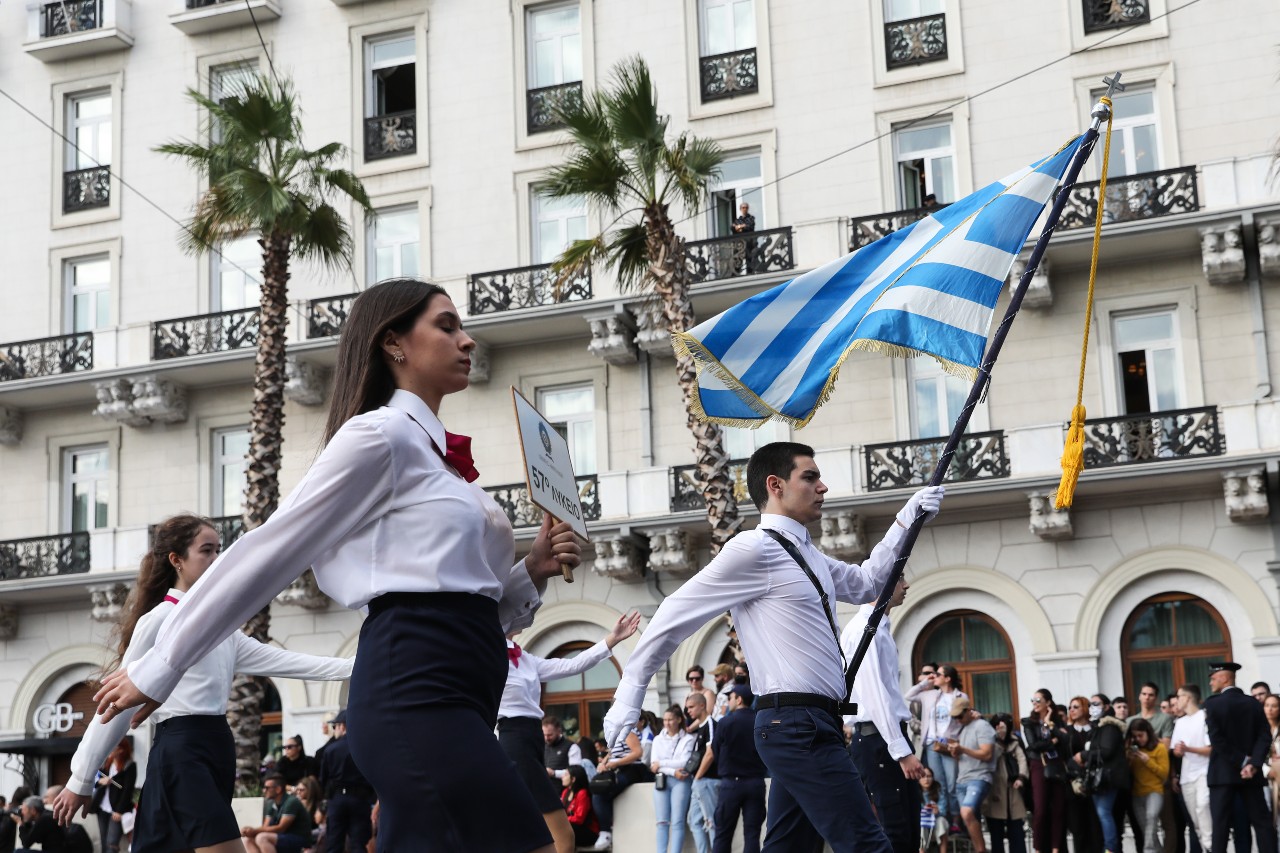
[508,643,522,667]
[441,431,479,483]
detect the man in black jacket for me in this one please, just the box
[706,685,767,853]
[12,796,64,853]
[319,710,374,853]
[1203,661,1277,853]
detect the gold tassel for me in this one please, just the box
[1056,404,1086,508]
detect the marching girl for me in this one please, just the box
[499,611,640,853]
[52,514,353,853]
[91,279,582,853]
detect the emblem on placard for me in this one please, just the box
[538,422,553,457]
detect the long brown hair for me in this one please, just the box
[322,279,449,446]
[108,514,215,673]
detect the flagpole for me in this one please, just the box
[843,84,1122,706]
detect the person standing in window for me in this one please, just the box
[731,202,755,234]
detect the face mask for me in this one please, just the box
[1088,704,1103,722]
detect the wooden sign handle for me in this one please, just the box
[550,513,574,584]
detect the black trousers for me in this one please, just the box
[713,777,766,853]
[848,723,922,853]
[325,793,373,853]
[1209,784,1277,853]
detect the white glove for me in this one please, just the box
[897,485,945,527]
[603,700,640,757]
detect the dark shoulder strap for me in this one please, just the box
[761,527,849,679]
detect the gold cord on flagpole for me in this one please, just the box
[1055,97,1113,509]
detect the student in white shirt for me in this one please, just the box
[651,706,697,853]
[1171,683,1212,850]
[89,280,583,853]
[51,514,353,853]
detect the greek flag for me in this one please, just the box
[675,135,1086,429]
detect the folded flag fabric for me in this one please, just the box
[674,135,1086,429]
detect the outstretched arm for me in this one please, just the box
[531,611,642,682]
[829,486,943,604]
[231,632,354,681]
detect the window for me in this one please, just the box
[64,256,110,333]
[531,190,587,266]
[212,427,250,517]
[708,152,763,237]
[894,121,955,209]
[527,3,582,89]
[1113,309,1182,414]
[210,61,258,144]
[699,0,755,56]
[1095,85,1158,178]
[367,33,415,118]
[542,641,622,742]
[64,445,109,532]
[722,420,785,461]
[368,206,420,283]
[537,384,596,475]
[67,91,111,173]
[1122,594,1229,703]
[884,0,944,21]
[212,236,260,312]
[908,357,980,439]
[915,611,1017,716]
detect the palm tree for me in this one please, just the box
[543,57,741,552]
[157,74,372,793]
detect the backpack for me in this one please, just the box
[64,822,94,853]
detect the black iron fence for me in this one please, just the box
[364,110,417,161]
[884,13,947,70]
[0,532,91,581]
[152,307,260,360]
[864,431,1010,491]
[483,475,601,528]
[468,262,592,315]
[1080,407,1224,469]
[0,332,93,382]
[307,293,358,339]
[686,227,795,284]
[64,166,111,213]
[526,81,583,134]
[1082,0,1150,33]
[848,204,946,252]
[1058,166,1198,231]
[42,0,101,37]
[670,459,750,512]
[699,48,759,102]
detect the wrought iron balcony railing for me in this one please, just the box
[526,81,583,134]
[364,110,417,162]
[63,166,111,213]
[0,332,93,383]
[699,48,759,102]
[152,307,260,360]
[670,458,750,513]
[0,531,91,581]
[149,515,246,551]
[686,227,795,284]
[1082,0,1150,33]
[187,0,235,6]
[483,475,601,528]
[468,262,592,316]
[307,293,358,339]
[848,203,947,252]
[884,13,947,70]
[864,431,1011,492]
[41,0,102,37]
[1058,166,1198,231]
[1080,406,1224,469]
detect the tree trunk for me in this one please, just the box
[228,610,270,795]
[644,204,741,554]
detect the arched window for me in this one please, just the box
[1122,594,1230,702]
[541,641,621,743]
[914,610,1017,717]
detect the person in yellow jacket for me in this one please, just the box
[1127,717,1170,853]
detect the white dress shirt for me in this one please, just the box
[129,390,543,704]
[651,729,696,775]
[842,606,913,760]
[1172,709,1211,783]
[615,514,905,710]
[499,639,613,720]
[69,589,352,796]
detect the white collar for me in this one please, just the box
[758,513,812,546]
[166,587,184,601]
[387,389,447,452]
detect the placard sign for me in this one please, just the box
[511,387,592,547]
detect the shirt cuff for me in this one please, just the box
[614,676,647,710]
[66,775,94,797]
[886,736,913,761]
[127,650,183,706]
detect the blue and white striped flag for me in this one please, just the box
[675,135,1086,428]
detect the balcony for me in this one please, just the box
[848,204,946,252]
[0,532,91,582]
[63,166,111,214]
[1082,0,1150,33]
[483,476,601,528]
[1080,406,1225,469]
[669,459,749,513]
[364,111,417,162]
[468,263,592,316]
[526,81,583,135]
[170,0,280,35]
[1058,166,1199,231]
[0,332,93,383]
[307,293,358,339]
[699,48,759,102]
[686,227,795,284]
[25,0,133,62]
[864,431,1011,492]
[152,307,260,361]
[884,13,947,71]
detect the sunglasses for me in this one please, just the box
[284,744,300,750]
[920,670,936,676]
[687,675,703,682]
[1088,700,1103,707]
[1029,696,1043,704]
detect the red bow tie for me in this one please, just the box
[440,431,479,483]
[508,643,522,667]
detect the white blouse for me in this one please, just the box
[650,729,696,775]
[499,639,613,721]
[69,588,352,796]
[129,390,543,706]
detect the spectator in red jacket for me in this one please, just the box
[562,766,598,848]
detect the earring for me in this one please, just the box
[393,351,406,364]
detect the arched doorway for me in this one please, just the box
[259,679,284,764]
[914,610,1017,716]
[541,641,622,743]
[1121,593,1230,701]
[48,680,100,787]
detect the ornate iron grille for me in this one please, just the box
[364,110,417,162]
[42,0,102,36]
[1058,166,1198,231]
[483,475,601,528]
[1082,0,1150,33]
[526,81,583,134]
[0,532,91,581]
[848,204,947,252]
[1080,407,1224,469]
[0,332,93,382]
[670,459,750,513]
[307,293,358,339]
[864,431,1010,491]
[63,166,111,213]
[699,48,759,102]
[685,227,795,284]
[186,0,236,7]
[152,307,260,360]
[885,13,947,70]
[468,263,592,315]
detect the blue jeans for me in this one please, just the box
[956,778,991,812]
[1093,788,1120,852]
[926,746,959,822]
[689,778,718,853]
[654,775,692,853]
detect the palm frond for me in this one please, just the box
[542,147,632,212]
[664,132,724,214]
[291,200,353,267]
[603,56,667,156]
[603,223,649,292]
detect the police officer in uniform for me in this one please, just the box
[1203,661,1277,853]
[319,709,374,853]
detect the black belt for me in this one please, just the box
[756,692,857,718]
[855,720,910,738]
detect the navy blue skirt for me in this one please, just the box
[346,591,552,852]
[133,714,240,853]
[498,715,566,813]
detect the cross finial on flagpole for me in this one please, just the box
[1091,72,1125,128]
[1102,72,1126,99]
